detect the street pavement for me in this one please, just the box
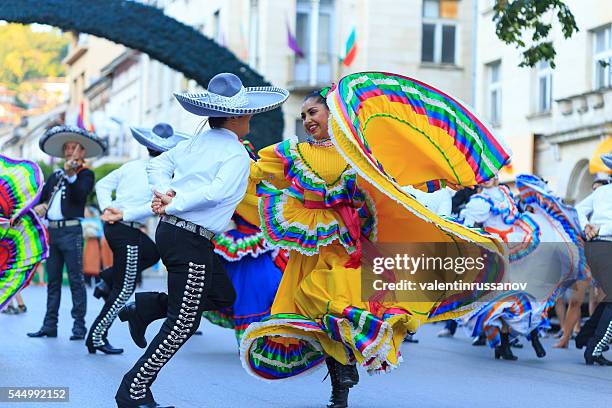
[1,278,611,408]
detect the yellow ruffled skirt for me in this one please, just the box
[240,243,420,380]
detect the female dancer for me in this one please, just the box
[461,174,583,360]
[240,72,511,407]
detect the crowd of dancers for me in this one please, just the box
[1,70,611,408]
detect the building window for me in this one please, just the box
[293,0,335,86]
[213,9,224,46]
[536,60,553,113]
[421,0,458,64]
[593,25,612,89]
[487,61,502,125]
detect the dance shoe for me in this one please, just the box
[87,341,124,355]
[530,330,546,358]
[27,328,57,338]
[118,302,148,348]
[93,280,111,300]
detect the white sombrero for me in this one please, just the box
[130,123,190,152]
[174,72,289,117]
[39,125,107,159]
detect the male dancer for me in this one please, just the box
[85,124,188,354]
[114,73,288,408]
[575,153,612,366]
[28,126,105,340]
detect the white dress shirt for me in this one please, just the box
[47,172,77,221]
[575,183,612,238]
[147,127,250,233]
[461,186,515,229]
[401,186,453,217]
[95,159,154,224]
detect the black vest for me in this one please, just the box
[39,168,95,219]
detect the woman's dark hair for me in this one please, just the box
[451,187,480,216]
[209,116,229,129]
[303,90,328,107]
[147,148,161,157]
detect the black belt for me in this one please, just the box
[161,215,215,240]
[48,219,81,229]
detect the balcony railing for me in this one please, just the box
[287,52,336,91]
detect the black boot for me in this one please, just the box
[510,337,524,348]
[495,332,518,361]
[584,304,612,366]
[27,328,57,338]
[94,267,114,300]
[576,303,606,349]
[472,333,486,346]
[325,357,359,387]
[530,329,546,358]
[325,358,352,408]
[93,280,111,300]
[87,340,124,355]
[118,302,148,349]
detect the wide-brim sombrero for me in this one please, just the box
[130,123,190,152]
[39,125,107,158]
[175,86,289,117]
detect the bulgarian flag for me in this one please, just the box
[341,27,357,67]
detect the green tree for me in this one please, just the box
[35,160,54,180]
[0,23,69,87]
[492,0,578,68]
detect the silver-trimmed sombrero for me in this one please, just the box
[602,153,612,170]
[39,125,107,158]
[174,73,289,117]
[130,123,190,152]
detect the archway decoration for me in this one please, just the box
[566,159,591,204]
[0,0,283,150]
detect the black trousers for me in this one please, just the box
[86,223,159,348]
[584,240,612,356]
[116,221,235,407]
[42,225,87,336]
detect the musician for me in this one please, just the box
[28,126,106,340]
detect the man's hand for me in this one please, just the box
[151,191,174,215]
[64,144,85,177]
[33,203,48,217]
[101,208,124,224]
[584,224,601,240]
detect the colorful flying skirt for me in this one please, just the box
[461,291,549,348]
[1,155,47,310]
[203,252,283,343]
[240,245,420,380]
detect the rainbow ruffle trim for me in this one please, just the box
[240,306,415,380]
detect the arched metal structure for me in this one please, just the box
[0,0,283,150]
[566,158,591,205]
